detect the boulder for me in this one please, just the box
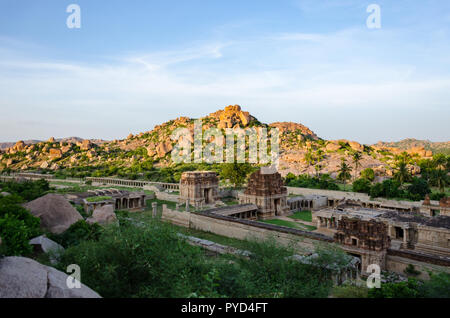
[156,141,173,157]
[29,235,64,264]
[49,148,62,159]
[23,194,83,234]
[80,140,92,151]
[348,141,364,152]
[326,142,341,152]
[40,161,49,169]
[86,204,117,225]
[0,256,101,298]
[47,137,55,143]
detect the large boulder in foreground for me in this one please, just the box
[0,256,101,298]
[86,204,117,225]
[23,194,83,234]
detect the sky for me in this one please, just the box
[0,0,449,144]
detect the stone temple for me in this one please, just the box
[239,167,289,219]
[179,171,219,208]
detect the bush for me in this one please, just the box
[369,179,401,199]
[360,168,375,182]
[48,220,101,248]
[0,215,34,256]
[0,195,42,256]
[406,177,431,200]
[352,178,372,193]
[368,278,424,298]
[56,219,338,298]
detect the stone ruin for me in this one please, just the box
[179,171,219,209]
[421,194,450,216]
[334,217,391,252]
[334,217,390,271]
[239,168,289,219]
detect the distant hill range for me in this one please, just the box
[0,137,107,151]
[375,139,450,155]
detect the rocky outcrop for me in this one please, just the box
[269,122,318,140]
[209,105,255,129]
[0,257,101,298]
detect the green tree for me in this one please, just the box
[360,168,375,182]
[220,163,253,188]
[352,178,372,193]
[393,161,412,185]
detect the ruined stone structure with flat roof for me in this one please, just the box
[179,171,219,208]
[239,168,289,219]
[334,217,391,271]
[67,188,146,214]
[421,195,450,217]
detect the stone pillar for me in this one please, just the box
[185,199,190,212]
[403,227,409,247]
[152,202,157,218]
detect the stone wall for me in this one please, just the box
[161,205,332,255]
[161,206,450,278]
[286,186,426,209]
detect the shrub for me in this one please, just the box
[56,219,338,298]
[0,214,34,256]
[48,220,101,248]
[360,168,375,182]
[352,178,372,193]
[368,278,424,298]
[406,177,431,200]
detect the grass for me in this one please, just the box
[288,210,312,222]
[222,197,239,206]
[85,196,113,202]
[260,219,316,231]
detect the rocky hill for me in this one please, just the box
[0,105,441,178]
[375,139,450,155]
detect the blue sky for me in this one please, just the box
[0,0,449,143]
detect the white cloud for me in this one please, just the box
[0,27,449,143]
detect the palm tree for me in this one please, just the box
[430,169,448,193]
[352,151,362,181]
[338,158,352,191]
[393,161,411,185]
[304,149,315,174]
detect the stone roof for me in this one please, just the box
[381,212,450,229]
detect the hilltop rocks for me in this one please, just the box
[47,137,56,143]
[326,142,341,152]
[0,256,101,298]
[23,194,83,234]
[79,140,92,151]
[11,141,25,152]
[269,122,318,140]
[348,141,364,152]
[209,105,254,129]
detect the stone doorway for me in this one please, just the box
[274,198,280,216]
[204,188,211,204]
